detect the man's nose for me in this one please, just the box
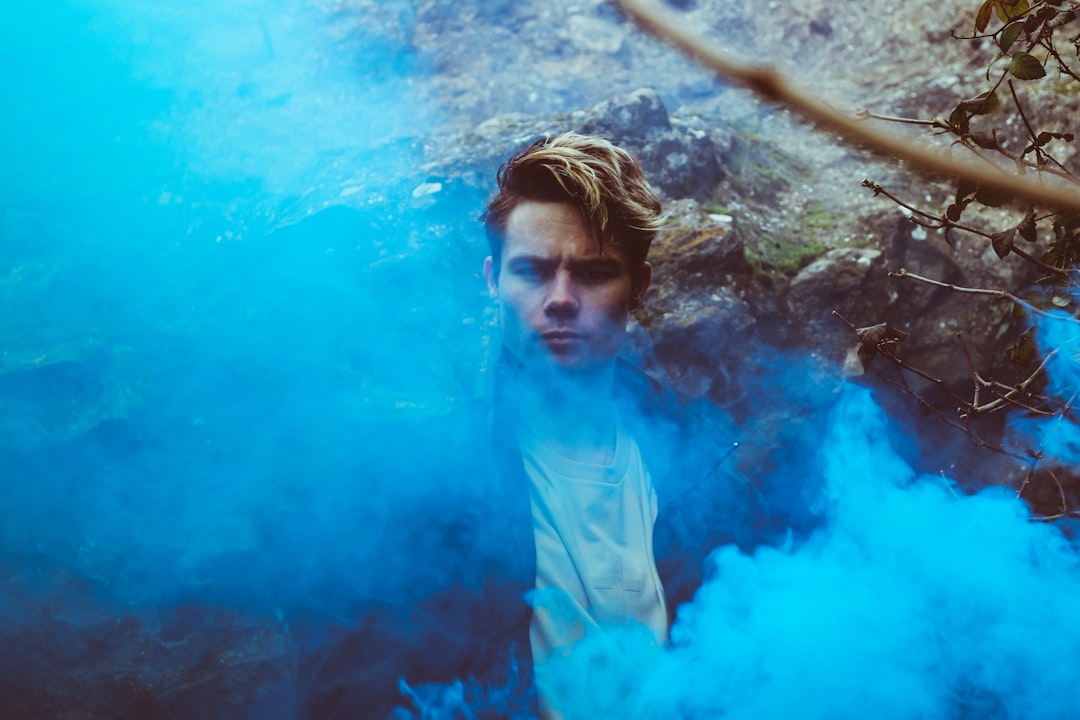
[543,271,579,317]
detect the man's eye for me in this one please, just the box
[514,265,547,280]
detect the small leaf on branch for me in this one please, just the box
[976,0,995,31]
[992,227,1016,258]
[1041,244,1067,268]
[1022,13,1038,35]
[1018,207,1037,242]
[1021,131,1071,155]
[970,132,999,149]
[855,322,909,372]
[1000,0,1030,21]
[958,90,1002,115]
[999,22,1023,52]
[1007,333,1037,367]
[948,107,970,134]
[1035,5,1058,24]
[1009,51,1047,79]
[1036,131,1075,147]
[993,0,1009,23]
[1054,213,1080,244]
[1024,7,1050,35]
[947,177,979,222]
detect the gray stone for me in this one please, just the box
[577,89,723,200]
[789,247,883,302]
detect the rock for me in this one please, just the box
[0,574,295,720]
[868,207,1040,385]
[789,247,883,302]
[578,89,723,200]
[644,292,755,402]
[641,202,749,345]
[423,88,725,204]
[778,247,890,365]
[634,200,754,401]
[878,212,960,317]
[578,88,672,142]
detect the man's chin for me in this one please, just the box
[527,351,611,378]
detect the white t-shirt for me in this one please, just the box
[520,419,669,668]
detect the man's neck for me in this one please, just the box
[512,361,619,464]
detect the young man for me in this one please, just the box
[301,133,750,720]
[480,133,670,715]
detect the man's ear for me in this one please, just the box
[630,262,652,309]
[483,256,498,298]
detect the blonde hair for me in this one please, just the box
[483,133,663,277]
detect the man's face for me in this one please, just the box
[484,200,651,375]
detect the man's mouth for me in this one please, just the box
[541,330,581,350]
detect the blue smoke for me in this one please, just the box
[6,1,1080,718]
[2,3,502,714]
[537,385,1080,719]
[0,0,484,618]
[1007,310,1080,470]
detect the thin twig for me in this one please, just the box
[974,391,1056,417]
[876,342,983,411]
[861,103,1077,184]
[1031,510,1080,522]
[953,332,1054,417]
[1007,79,1074,177]
[1010,79,1047,168]
[955,333,984,409]
[863,181,1071,277]
[1050,470,1070,515]
[889,268,1058,317]
[1018,465,1036,498]
[877,360,1025,459]
[970,351,1057,416]
[855,108,945,127]
[987,377,1050,401]
[937,470,964,499]
[862,180,945,223]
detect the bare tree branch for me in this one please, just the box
[888,268,1058,317]
[613,0,1080,215]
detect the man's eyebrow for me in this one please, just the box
[503,255,624,271]
[505,254,556,268]
[566,257,624,270]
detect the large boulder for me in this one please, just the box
[577,88,725,200]
[420,87,727,203]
